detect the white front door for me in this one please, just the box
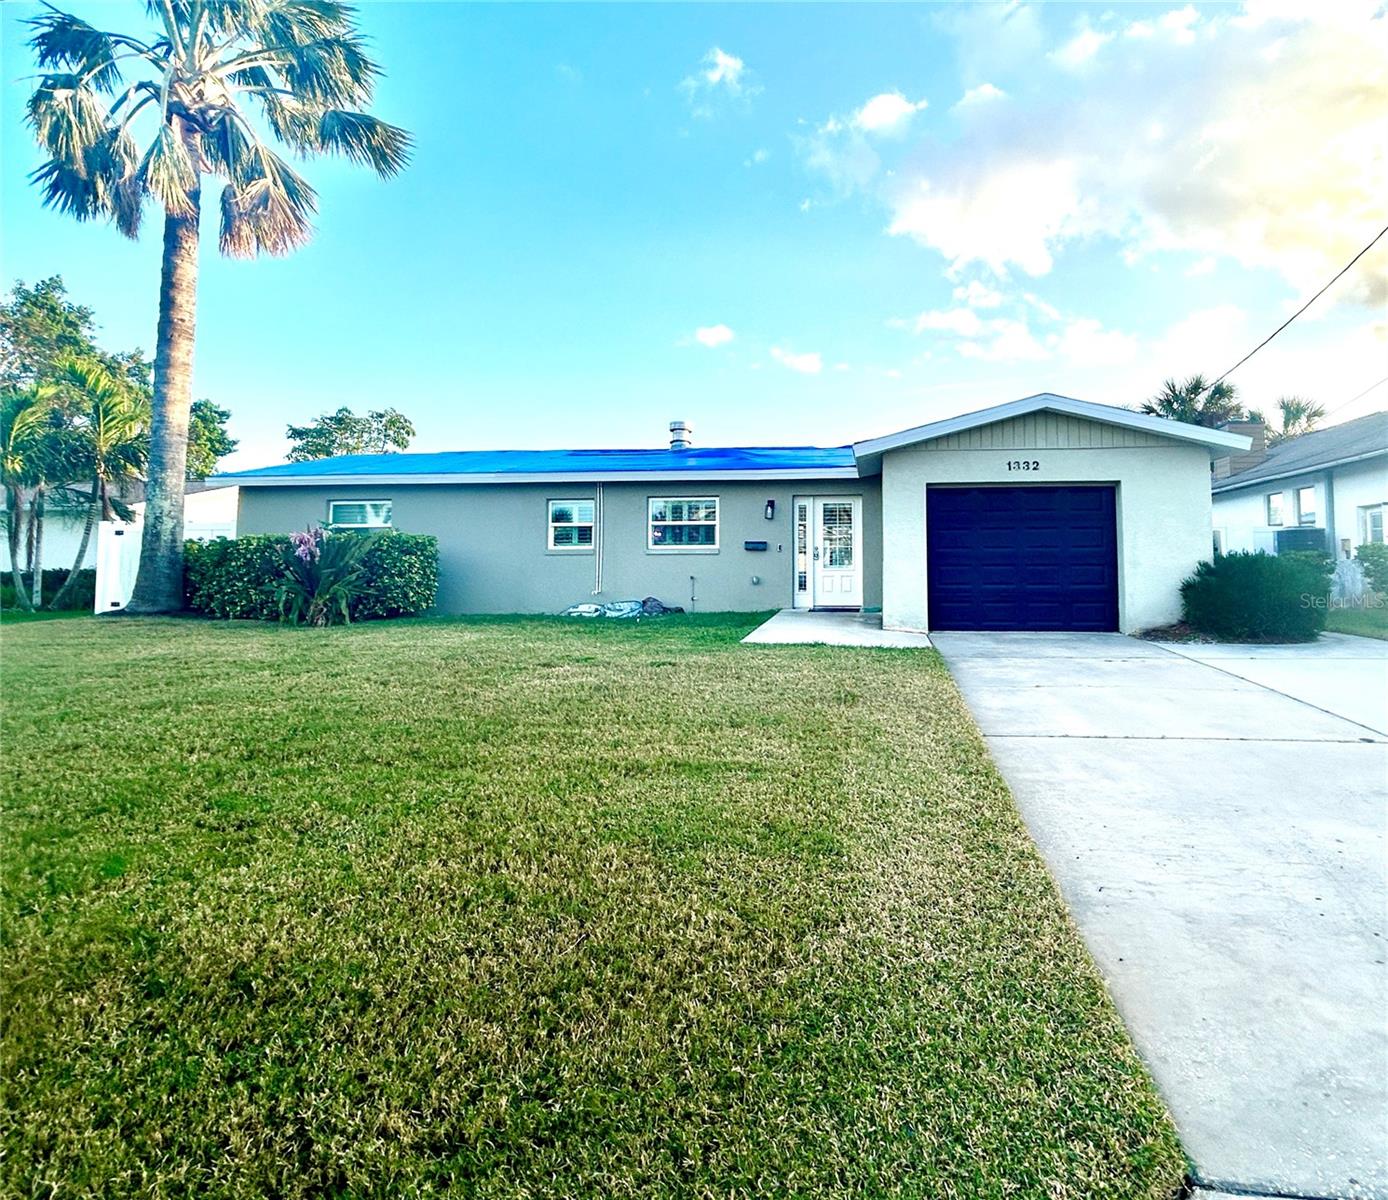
[792,496,863,609]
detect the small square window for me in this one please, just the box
[1295,486,1317,526]
[328,499,392,529]
[1265,492,1285,527]
[548,499,595,549]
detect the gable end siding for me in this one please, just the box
[921,413,1170,452]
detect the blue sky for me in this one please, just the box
[3,2,1385,469]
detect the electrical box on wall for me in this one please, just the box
[743,540,768,552]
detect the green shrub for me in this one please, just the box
[356,532,439,619]
[1,569,96,611]
[184,532,438,622]
[1180,550,1332,642]
[1356,543,1388,594]
[183,536,284,620]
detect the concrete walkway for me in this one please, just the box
[932,631,1388,1200]
[741,608,934,649]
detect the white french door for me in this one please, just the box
[792,495,863,609]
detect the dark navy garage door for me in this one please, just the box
[926,486,1118,631]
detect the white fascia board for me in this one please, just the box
[221,467,863,487]
[1211,448,1388,494]
[852,393,1252,463]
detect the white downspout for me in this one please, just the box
[592,483,604,595]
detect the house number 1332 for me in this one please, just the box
[1006,459,1040,471]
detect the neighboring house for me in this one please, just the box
[222,393,1247,633]
[1211,412,1387,559]
[3,482,239,572]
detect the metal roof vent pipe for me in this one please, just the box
[669,420,693,450]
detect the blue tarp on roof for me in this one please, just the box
[219,445,857,480]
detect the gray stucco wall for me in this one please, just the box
[237,478,881,613]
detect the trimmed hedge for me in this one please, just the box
[1356,543,1388,594]
[1180,550,1332,642]
[184,533,438,621]
[2,568,95,611]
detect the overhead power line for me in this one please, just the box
[1195,223,1388,401]
[1323,373,1388,419]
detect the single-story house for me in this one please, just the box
[1211,411,1387,558]
[222,393,1248,633]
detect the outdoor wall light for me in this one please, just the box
[764,500,776,520]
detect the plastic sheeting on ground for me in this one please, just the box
[560,597,685,619]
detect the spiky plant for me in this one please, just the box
[1270,395,1326,445]
[24,0,411,612]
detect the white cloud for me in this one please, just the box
[959,318,1049,362]
[812,5,1388,304]
[1185,256,1218,277]
[910,308,985,337]
[853,91,928,135]
[887,160,1084,277]
[770,346,823,374]
[952,280,1005,308]
[954,82,1006,107]
[1057,318,1139,366]
[1050,25,1114,69]
[693,324,735,348]
[744,148,769,167]
[681,47,758,116]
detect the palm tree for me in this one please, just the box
[1140,376,1246,429]
[1,386,57,611]
[47,358,149,610]
[24,0,410,612]
[1270,395,1325,445]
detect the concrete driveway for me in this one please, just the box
[932,631,1388,1200]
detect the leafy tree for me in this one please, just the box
[187,400,238,479]
[1140,376,1246,428]
[0,277,97,389]
[286,407,415,461]
[24,3,410,613]
[47,358,149,609]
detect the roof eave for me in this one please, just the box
[1211,447,1388,493]
[217,466,864,487]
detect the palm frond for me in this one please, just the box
[219,143,317,257]
[139,122,198,216]
[26,74,107,167]
[29,157,105,221]
[26,10,123,94]
[313,109,411,176]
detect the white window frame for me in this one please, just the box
[328,499,392,529]
[547,499,595,550]
[648,496,719,552]
[1265,492,1285,527]
[1295,485,1317,527]
[1359,503,1386,545]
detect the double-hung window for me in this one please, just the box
[1265,492,1285,527]
[328,499,392,529]
[1296,486,1317,526]
[548,500,595,549]
[1360,503,1385,545]
[649,497,718,550]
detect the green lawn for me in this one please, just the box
[1326,603,1388,640]
[1,615,1184,1199]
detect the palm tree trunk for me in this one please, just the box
[30,484,45,608]
[5,487,33,612]
[49,479,100,610]
[127,130,200,615]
